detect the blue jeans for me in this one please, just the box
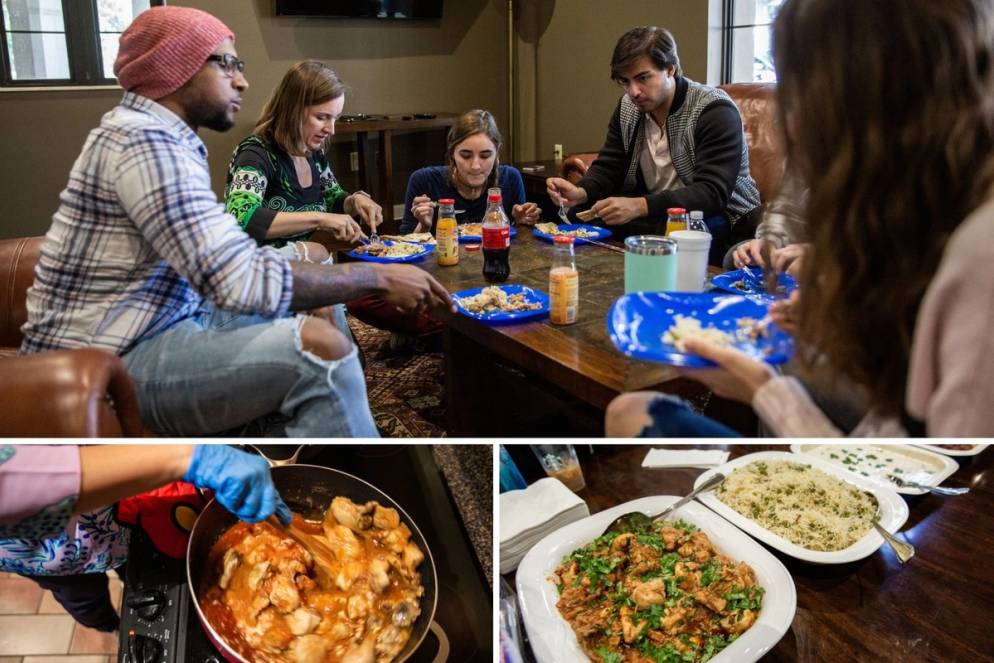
[637,393,740,438]
[121,305,378,437]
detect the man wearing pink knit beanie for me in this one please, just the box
[20,6,452,437]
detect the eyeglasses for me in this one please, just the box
[206,53,245,77]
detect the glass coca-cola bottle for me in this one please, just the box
[482,187,511,283]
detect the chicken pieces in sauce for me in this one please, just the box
[553,521,763,663]
[201,497,425,663]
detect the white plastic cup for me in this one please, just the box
[670,230,712,292]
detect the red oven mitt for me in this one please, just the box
[116,481,210,559]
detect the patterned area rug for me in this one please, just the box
[351,318,447,437]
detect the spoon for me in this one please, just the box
[273,515,337,589]
[889,475,969,496]
[600,473,725,536]
[872,512,915,564]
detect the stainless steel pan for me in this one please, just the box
[186,455,446,662]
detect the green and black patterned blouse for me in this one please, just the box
[224,135,349,248]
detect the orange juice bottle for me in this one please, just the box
[435,198,459,266]
[549,235,579,325]
[664,207,688,236]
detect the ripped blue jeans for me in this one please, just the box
[121,305,378,437]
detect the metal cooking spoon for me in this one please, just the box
[600,473,726,536]
[872,511,915,564]
[889,475,969,496]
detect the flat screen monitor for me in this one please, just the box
[275,1,443,19]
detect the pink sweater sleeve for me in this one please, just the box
[906,201,994,435]
[752,376,845,437]
[0,445,81,527]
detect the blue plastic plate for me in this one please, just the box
[711,267,798,298]
[532,223,613,245]
[452,284,549,324]
[607,291,794,367]
[457,225,518,243]
[347,240,434,263]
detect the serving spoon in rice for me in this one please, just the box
[872,510,915,564]
[600,473,726,536]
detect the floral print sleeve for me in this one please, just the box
[0,446,128,576]
[316,151,348,214]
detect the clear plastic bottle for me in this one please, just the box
[482,187,511,283]
[688,210,709,233]
[435,198,459,265]
[549,235,579,325]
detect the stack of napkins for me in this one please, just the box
[499,477,589,574]
[641,448,730,468]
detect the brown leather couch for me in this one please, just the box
[560,82,783,201]
[0,236,145,436]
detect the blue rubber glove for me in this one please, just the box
[184,445,292,525]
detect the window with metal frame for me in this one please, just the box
[721,0,784,84]
[1,0,163,87]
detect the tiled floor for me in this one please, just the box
[0,572,120,663]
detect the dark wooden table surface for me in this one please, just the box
[505,443,994,662]
[412,228,742,436]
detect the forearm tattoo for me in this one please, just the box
[289,261,381,310]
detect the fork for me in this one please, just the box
[368,225,382,247]
[558,201,570,225]
[889,475,969,495]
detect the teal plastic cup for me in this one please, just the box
[624,235,678,293]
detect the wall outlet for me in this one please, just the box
[553,143,563,161]
[350,151,359,171]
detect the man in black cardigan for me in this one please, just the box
[546,26,762,264]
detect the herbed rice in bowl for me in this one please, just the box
[715,460,877,552]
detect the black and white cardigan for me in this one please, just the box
[578,76,761,227]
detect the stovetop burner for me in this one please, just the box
[119,445,490,663]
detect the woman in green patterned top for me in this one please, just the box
[224,60,383,264]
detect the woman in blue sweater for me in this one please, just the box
[399,109,539,233]
[351,110,539,344]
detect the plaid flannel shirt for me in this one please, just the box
[20,93,293,356]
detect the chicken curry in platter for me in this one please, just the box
[200,497,425,663]
[554,521,763,663]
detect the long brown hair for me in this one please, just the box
[774,0,994,415]
[254,60,347,155]
[445,109,502,190]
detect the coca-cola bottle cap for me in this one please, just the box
[553,235,575,244]
[666,207,687,216]
[438,198,455,204]
[487,193,502,203]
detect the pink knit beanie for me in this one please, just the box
[114,6,235,100]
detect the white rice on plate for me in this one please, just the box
[715,460,877,552]
[662,314,734,351]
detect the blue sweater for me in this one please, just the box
[399,165,526,233]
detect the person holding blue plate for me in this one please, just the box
[607,0,994,438]
[399,109,540,233]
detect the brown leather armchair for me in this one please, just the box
[560,83,783,201]
[0,236,146,437]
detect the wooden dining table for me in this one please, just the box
[409,228,753,437]
[503,443,994,662]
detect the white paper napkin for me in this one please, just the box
[499,477,589,573]
[500,477,588,542]
[641,448,730,469]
